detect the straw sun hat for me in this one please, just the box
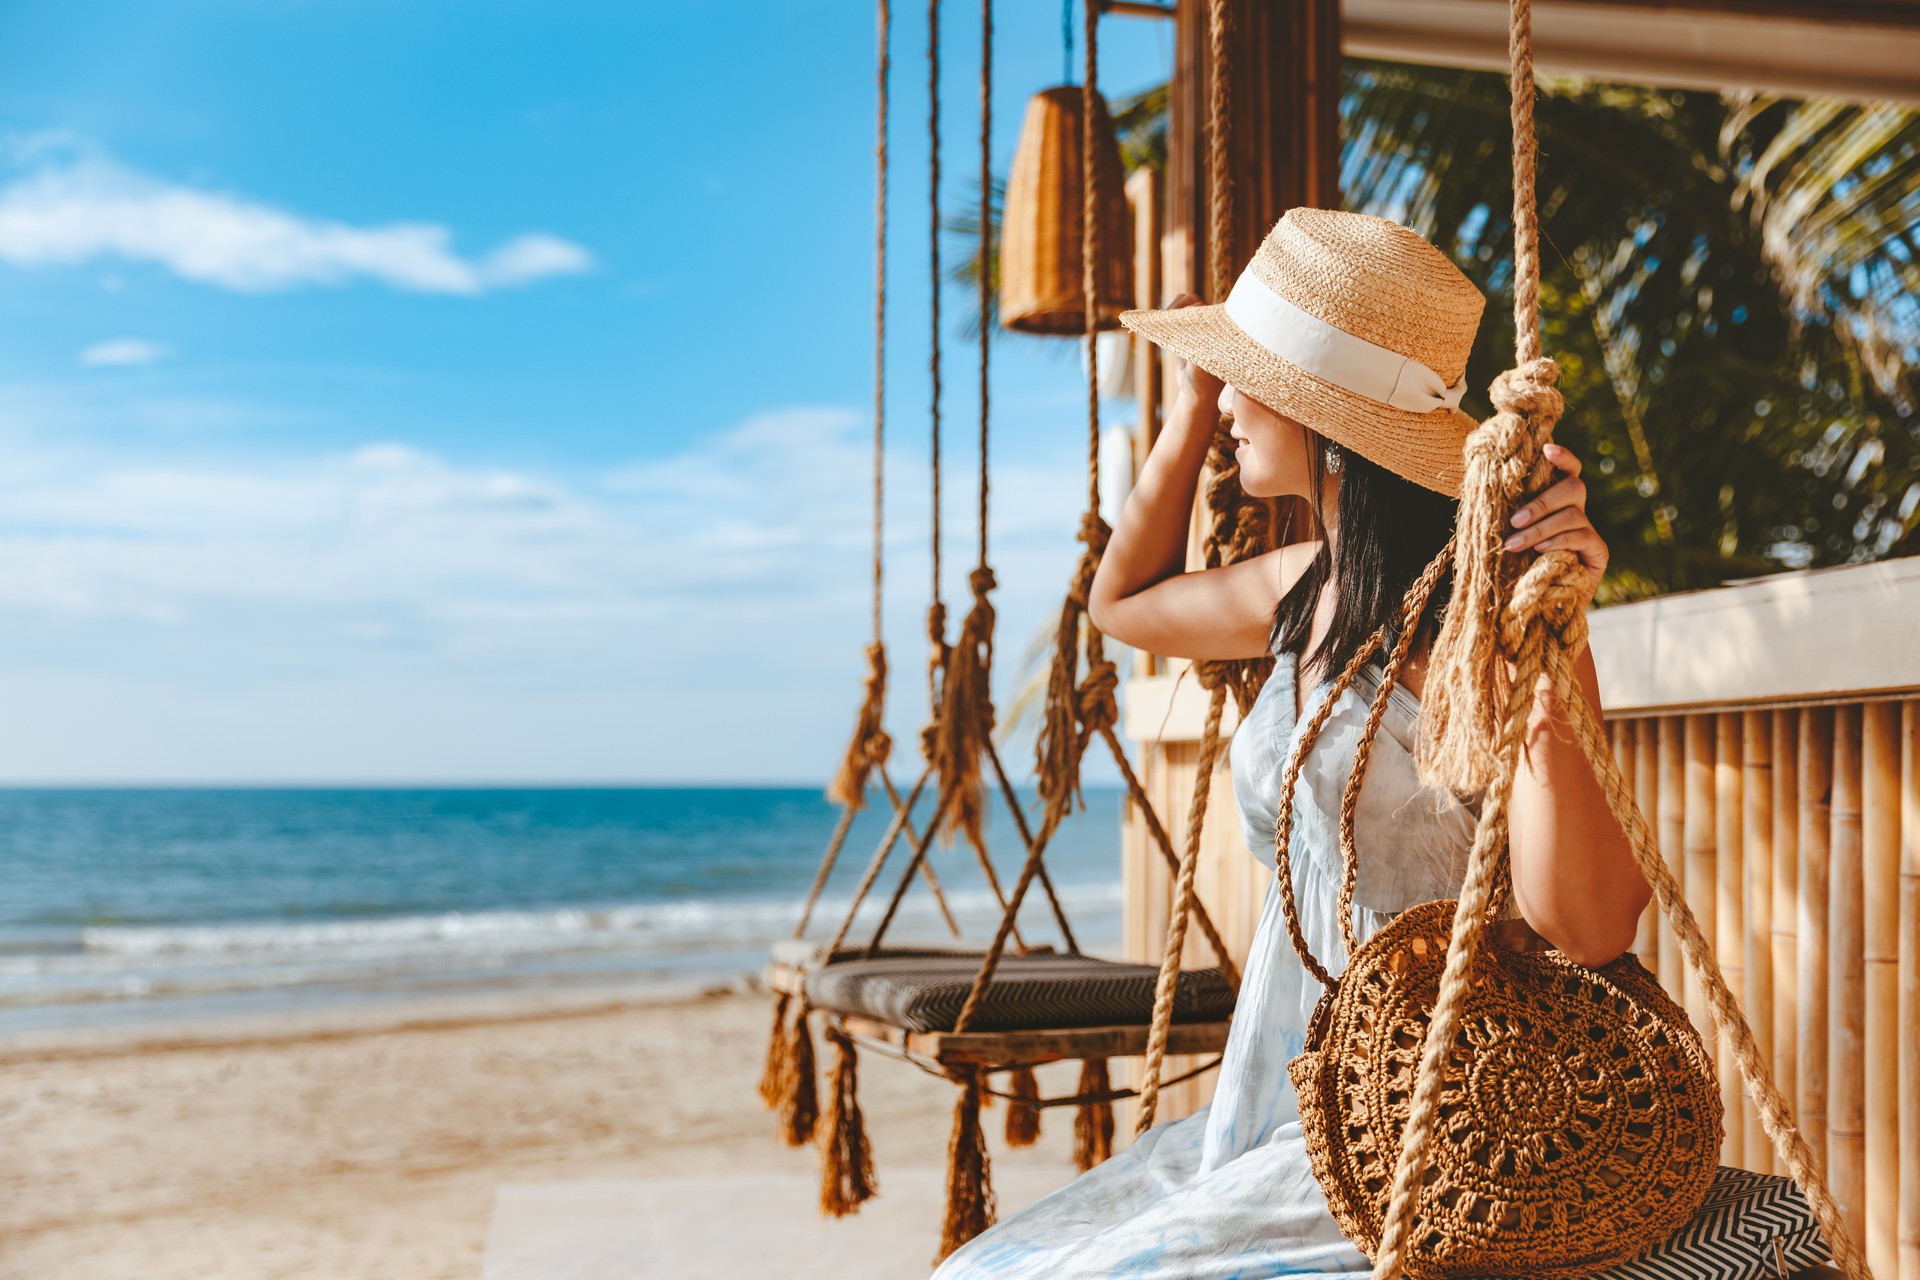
[1121,208,1486,496]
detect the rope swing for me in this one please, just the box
[1365,2,1869,1276]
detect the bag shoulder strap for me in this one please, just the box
[1272,544,1464,985]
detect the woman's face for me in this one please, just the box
[1219,383,1318,501]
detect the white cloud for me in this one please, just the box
[0,144,593,295]
[0,408,1090,781]
[79,337,170,367]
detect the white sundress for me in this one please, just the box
[931,646,1480,1280]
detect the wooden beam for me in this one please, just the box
[1589,558,1920,719]
[840,1013,1232,1067]
[1344,0,1920,104]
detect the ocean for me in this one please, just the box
[0,784,1126,1034]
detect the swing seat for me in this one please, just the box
[805,951,1233,1033]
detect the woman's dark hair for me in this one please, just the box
[1270,432,1457,685]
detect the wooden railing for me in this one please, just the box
[1117,554,1920,1278]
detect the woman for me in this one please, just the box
[932,209,1650,1278]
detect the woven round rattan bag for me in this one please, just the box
[1287,900,1724,1278]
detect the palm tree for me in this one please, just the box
[957,62,1920,602]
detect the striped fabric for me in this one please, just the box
[804,952,1236,1033]
[1597,1165,1826,1279]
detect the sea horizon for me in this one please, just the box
[0,783,1129,1035]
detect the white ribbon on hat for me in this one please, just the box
[1222,271,1467,414]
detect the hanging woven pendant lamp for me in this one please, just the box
[999,86,1133,335]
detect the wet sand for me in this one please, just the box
[1,985,1082,1279]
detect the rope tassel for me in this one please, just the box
[1002,1063,1041,1147]
[936,1068,996,1263]
[1073,1058,1115,1170]
[827,643,892,809]
[932,568,997,845]
[778,1002,820,1147]
[819,1023,878,1217]
[758,991,793,1109]
[1415,358,1565,795]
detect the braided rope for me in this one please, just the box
[1135,686,1226,1133]
[930,0,997,848]
[1205,0,1232,302]
[925,0,949,718]
[1095,722,1240,988]
[1367,4,1867,1273]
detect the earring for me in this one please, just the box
[1325,444,1344,474]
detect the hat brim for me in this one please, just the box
[1121,303,1474,497]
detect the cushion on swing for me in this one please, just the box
[1591,1165,1826,1280]
[802,951,1234,1033]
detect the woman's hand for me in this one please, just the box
[1164,293,1224,407]
[1503,442,1608,604]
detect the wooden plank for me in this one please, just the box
[1685,712,1720,1151]
[1658,716,1687,1002]
[1587,557,1920,717]
[1743,710,1774,1171]
[1343,0,1920,105]
[1772,706,1801,1178]
[1716,712,1746,1168]
[840,1014,1233,1068]
[1831,703,1867,1245]
[1899,700,1919,1280]
[1863,701,1902,1279]
[1800,706,1834,1171]
[1628,721,1661,974]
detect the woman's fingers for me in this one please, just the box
[1504,506,1585,552]
[1504,507,1609,575]
[1541,441,1582,476]
[1510,471,1587,530]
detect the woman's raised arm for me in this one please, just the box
[1088,297,1297,662]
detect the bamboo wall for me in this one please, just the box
[1116,560,1920,1277]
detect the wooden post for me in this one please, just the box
[1658,716,1687,1002]
[1862,701,1901,1278]
[1125,3,1346,1133]
[1830,703,1866,1244]
[1743,710,1773,1171]
[1633,719,1662,976]
[1716,713,1745,1168]
[1800,706,1834,1172]
[1685,713,1720,1153]
[1898,699,1919,1280]
[1772,706,1801,1178]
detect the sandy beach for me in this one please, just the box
[1,984,1084,1279]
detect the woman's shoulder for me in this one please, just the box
[1272,539,1325,602]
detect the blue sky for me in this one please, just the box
[0,1,1173,782]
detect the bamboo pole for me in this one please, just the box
[1743,710,1773,1172]
[1684,713,1719,1154]
[1658,716,1686,1002]
[1772,706,1801,1179]
[1898,699,1918,1280]
[1863,700,1901,1279]
[1800,705,1834,1172]
[1715,712,1745,1169]
[1633,718,1662,977]
[1830,703,1866,1247]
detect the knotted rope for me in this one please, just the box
[1371,1,1869,1276]
[930,0,996,849]
[1033,1,1113,836]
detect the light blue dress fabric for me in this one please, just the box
[930,647,1478,1280]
